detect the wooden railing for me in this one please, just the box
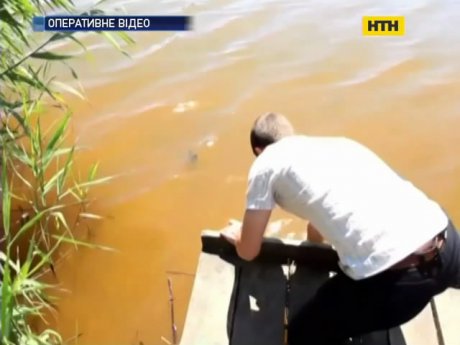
[179,231,460,345]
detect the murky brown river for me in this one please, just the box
[42,0,460,344]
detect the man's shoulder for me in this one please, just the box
[273,135,359,150]
[249,135,367,173]
[248,136,309,176]
[248,153,276,178]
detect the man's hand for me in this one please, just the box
[220,219,242,246]
[218,210,271,261]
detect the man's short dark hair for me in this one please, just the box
[250,112,294,155]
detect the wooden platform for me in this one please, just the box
[180,231,460,345]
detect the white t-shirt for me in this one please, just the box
[246,135,448,280]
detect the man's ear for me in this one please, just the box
[254,147,263,156]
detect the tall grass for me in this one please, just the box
[0,0,133,343]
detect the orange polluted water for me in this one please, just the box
[46,1,460,344]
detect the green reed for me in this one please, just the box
[0,0,133,343]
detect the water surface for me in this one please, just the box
[47,1,460,343]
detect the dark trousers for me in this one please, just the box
[288,220,460,345]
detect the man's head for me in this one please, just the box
[250,112,294,156]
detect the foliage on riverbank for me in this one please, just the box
[0,1,133,343]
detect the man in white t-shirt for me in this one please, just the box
[221,112,460,344]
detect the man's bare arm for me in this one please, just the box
[235,209,272,260]
[221,209,272,261]
[307,222,325,243]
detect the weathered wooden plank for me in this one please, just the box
[401,302,438,345]
[201,230,338,269]
[230,262,286,345]
[433,288,460,345]
[193,231,452,345]
[180,252,235,345]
